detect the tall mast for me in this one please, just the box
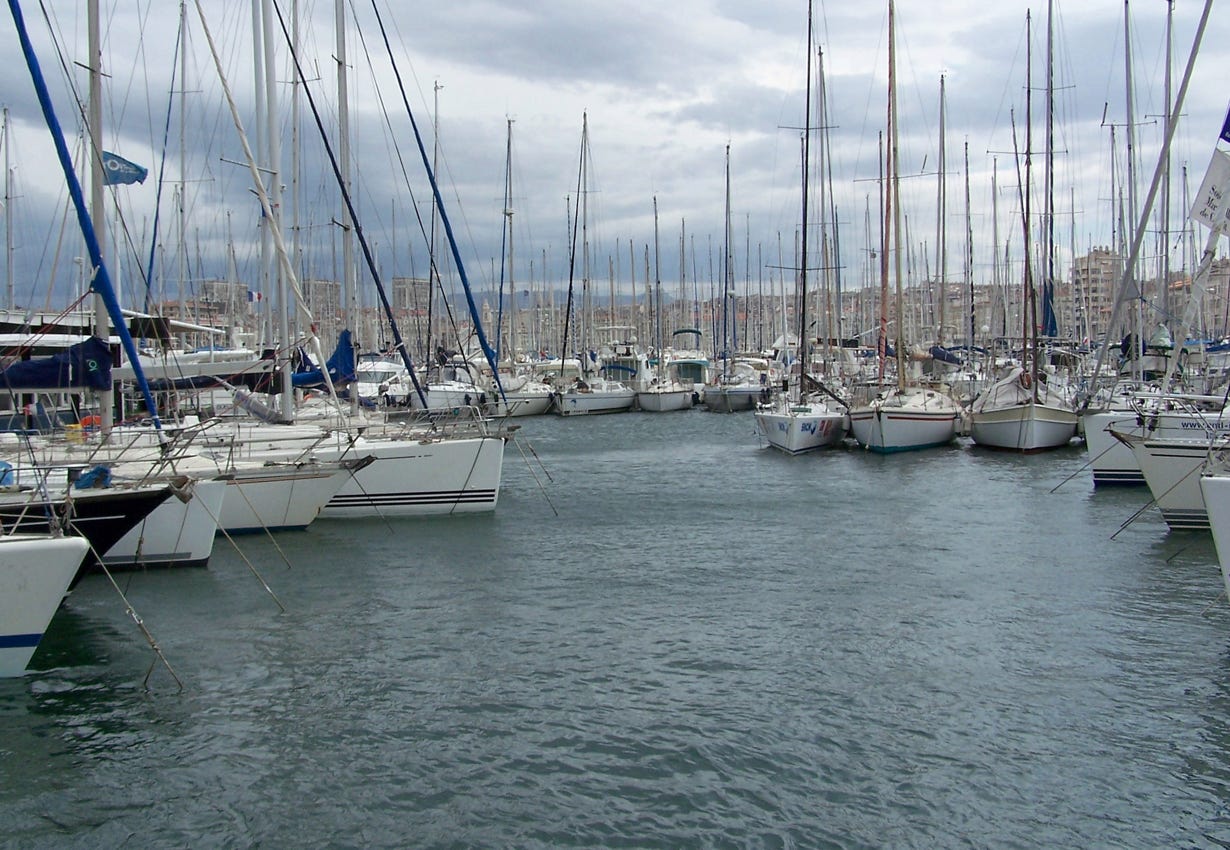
[1043,0,1057,340]
[935,74,946,347]
[3,107,11,310]
[992,157,1001,338]
[723,143,732,371]
[1161,0,1173,333]
[799,0,813,380]
[581,115,591,365]
[259,0,291,418]
[87,0,113,432]
[335,0,357,413]
[653,196,662,372]
[178,0,188,341]
[1123,0,1141,380]
[503,117,515,364]
[889,0,906,392]
[964,140,974,349]
[1024,9,1039,397]
[291,0,302,295]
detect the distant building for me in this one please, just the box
[1071,247,1120,342]
[391,277,430,315]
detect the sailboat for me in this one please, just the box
[847,0,963,453]
[703,145,767,413]
[968,2,1077,452]
[755,0,847,453]
[637,198,693,412]
[553,113,635,416]
[175,0,507,516]
[485,118,557,418]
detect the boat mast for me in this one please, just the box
[889,0,906,392]
[723,143,732,375]
[86,0,113,431]
[1161,0,1173,336]
[259,0,291,418]
[333,0,359,413]
[1024,9,1039,399]
[935,74,946,348]
[964,140,975,351]
[1123,0,1141,381]
[653,196,662,378]
[1043,0,1057,342]
[3,106,11,310]
[799,0,813,392]
[503,117,515,365]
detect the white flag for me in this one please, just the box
[1190,148,1230,231]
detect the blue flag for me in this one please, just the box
[1220,104,1230,145]
[101,150,148,186]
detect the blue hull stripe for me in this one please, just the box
[0,633,42,649]
[329,490,496,507]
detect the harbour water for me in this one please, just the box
[3,410,1230,848]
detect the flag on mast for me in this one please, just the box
[100,151,147,186]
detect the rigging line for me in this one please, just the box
[447,425,487,516]
[1201,590,1227,617]
[201,485,287,614]
[228,472,297,572]
[365,0,505,400]
[1109,493,1158,540]
[267,0,429,409]
[88,541,184,690]
[342,4,450,362]
[1049,434,1122,493]
[511,435,558,517]
[521,435,554,484]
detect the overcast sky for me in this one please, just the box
[0,0,1226,329]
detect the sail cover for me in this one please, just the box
[292,329,356,389]
[0,336,112,390]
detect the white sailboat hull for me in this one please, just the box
[103,477,226,569]
[848,389,961,453]
[1083,410,1147,485]
[0,534,90,677]
[637,388,694,412]
[1118,433,1211,530]
[970,402,1078,451]
[317,435,505,517]
[554,387,636,415]
[491,391,554,417]
[756,405,848,454]
[1084,406,1226,486]
[217,463,353,534]
[1200,473,1230,601]
[702,385,762,412]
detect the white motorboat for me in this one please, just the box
[553,377,635,416]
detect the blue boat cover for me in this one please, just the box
[929,345,964,365]
[0,337,112,390]
[292,330,356,389]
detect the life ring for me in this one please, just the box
[80,414,102,429]
[1019,371,1031,389]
